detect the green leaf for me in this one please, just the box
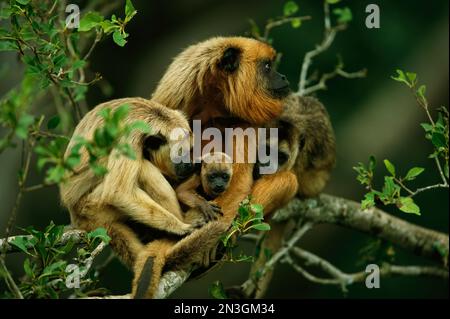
[23,258,33,278]
[291,17,302,28]
[326,0,341,3]
[361,192,375,210]
[251,203,263,215]
[209,281,227,299]
[431,132,446,148]
[112,30,127,47]
[72,60,86,70]
[10,236,30,254]
[391,69,410,87]
[417,85,426,101]
[87,227,111,244]
[333,7,352,24]
[369,155,376,171]
[383,159,396,176]
[42,260,66,277]
[125,0,137,21]
[15,0,30,5]
[251,223,271,231]
[46,165,66,183]
[398,197,420,215]
[15,114,34,139]
[113,104,130,123]
[0,40,19,51]
[99,20,117,34]
[283,1,299,16]
[47,116,60,130]
[129,121,151,134]
[79,12,104,32]
[91,163,108,176]
[406,72,417,86]
[404,167,425,181]
[382,176,398,199]
[420,123,433,132]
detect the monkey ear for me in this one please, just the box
[218,47,241,73]
[145,133,167,150]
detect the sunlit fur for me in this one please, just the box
[142,38,294,288]
[152,37,283,126]
[59,98,216,297]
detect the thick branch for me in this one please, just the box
[1,194,448,298]
[273,194,449,266]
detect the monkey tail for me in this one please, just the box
[132,240,173,299]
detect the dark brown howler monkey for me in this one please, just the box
[253,94,336,200]
[248,94,336,298]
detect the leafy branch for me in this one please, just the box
[354,70,449,215]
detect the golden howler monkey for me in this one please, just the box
[129,37,299,298]
[152,37,296,222]
[59,98,226,295]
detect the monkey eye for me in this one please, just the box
[221,173,229,181]
[264,61,272,73]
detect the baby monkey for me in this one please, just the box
[176,152,233,222]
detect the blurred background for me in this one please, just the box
[0,0,448,298]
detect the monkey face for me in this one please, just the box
[216,38,290,125]
[205,171,231,196]
[200,152,233,197]
[144,130,195,180]
[260,59,290,99]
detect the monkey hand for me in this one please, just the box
[198,201,223,221]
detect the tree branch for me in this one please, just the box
[272,194,449,266]
[1,193,447,298]
[284,247,448,292]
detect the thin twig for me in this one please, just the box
[301,67,367,96]
[263,16,311,40]
[0,259,24,299]
[286,247,448,291]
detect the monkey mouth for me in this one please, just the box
[271,85,291,99]
[212,188,225,195]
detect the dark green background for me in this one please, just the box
[0,0,448,298]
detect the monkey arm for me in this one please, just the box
[176,175,223,221]
[175,175,203,209]
[251,170,298,216]
[110,188,197,236]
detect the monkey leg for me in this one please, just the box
[106,222,146,268]
[132,239,174,299]
[251,170,298,216]
[72,213,144,269]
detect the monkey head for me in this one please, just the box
[152,37,290,126]
[277,95,336,197]
[143,108,196,180]
[200,152,233,197]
